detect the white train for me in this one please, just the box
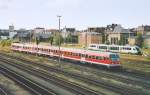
[88,44,142,55]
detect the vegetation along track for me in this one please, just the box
[0,64,58,95]
[0,53,148,95]
[0,57,102,95]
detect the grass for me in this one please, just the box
[143,48,150,53]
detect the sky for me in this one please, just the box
[0,0,150,30]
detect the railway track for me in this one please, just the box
[0,52,150,88]
[0,64,58,95]
[63,60,150,89]
[0,53,148,95]
[0,58,102,95]
[0,86,8,95]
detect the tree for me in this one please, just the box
[35,37,40,46]
[49,35,54,45]
[65,33,72,43]
[54,34,64,46]
[119,35,126,45]
[136,33,143,48]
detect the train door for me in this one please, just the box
[81,54,86,63]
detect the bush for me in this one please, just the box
[0,40,12,47]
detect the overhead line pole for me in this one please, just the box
[57,15,62,68]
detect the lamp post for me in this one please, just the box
[57,15,62,67]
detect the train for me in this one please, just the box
[88,44,142,55]
[11,43,121,68]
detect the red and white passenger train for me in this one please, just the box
[11,43,121,68]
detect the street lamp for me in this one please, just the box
[57,15,62,67]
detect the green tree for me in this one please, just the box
[65,33,72,43]
[49,35,54,45]
[136,33,143,48]
[35,37,40,46]
[119,35,125,45]
[0,40,12,47]
[54,34,64,46]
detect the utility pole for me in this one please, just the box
[57,15,62,68]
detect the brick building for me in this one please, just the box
[78,32,102,47]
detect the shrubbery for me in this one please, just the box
[0,40,12,47]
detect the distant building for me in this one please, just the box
[61,27,77,38]
[79,31,102,47]
[16,29,31,42]
[0,36,8,40]
[88,27,106,33]
[9,25,17,39]
[135,25,150,35]
[143,36,150,48]
[33,27,54,41]
[106,25,136,45]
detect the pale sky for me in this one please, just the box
[0,0,150,29]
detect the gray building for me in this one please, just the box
[9,25,17,39]
[33,27,52,41]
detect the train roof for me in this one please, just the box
[12,43,118,57]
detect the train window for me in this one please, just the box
[99,46,107,49]
[81,54,85,57]
[85,55,88,58]
[110,47,119,50]
[123,47,131,50]
[104,57,109,60]
[79,53,81,57]
[90,45,96,47]
[72,53,75,56]
[88,56,92,59]
[96,56,103,60]
[92,56,96,59]
[76,53,79,56]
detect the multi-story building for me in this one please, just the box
[0,29,9,39]
[9,25,17,39]
[78,31,103,47]
[61,27,79,44]
[106,25,136,45]
[61,28,76,38]
[33,27,52,40]
[135,25,150,35]
[16,29,31,42]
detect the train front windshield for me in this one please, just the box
[135,47,142,54]
[110,54,120,61]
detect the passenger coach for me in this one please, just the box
[11,43,121,68]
